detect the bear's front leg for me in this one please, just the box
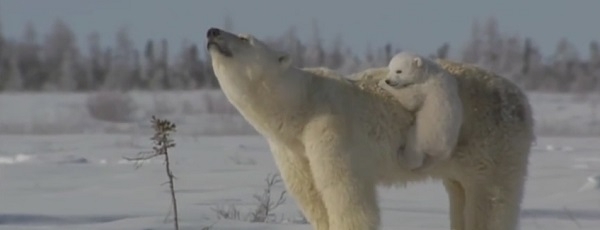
[302,119,380,230]
[268,141,329,230]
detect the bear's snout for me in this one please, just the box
[385,79,393,85]
[207,28,221,39]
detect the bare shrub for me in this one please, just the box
[86,91,138,122]
[211,204,241,220]
[291,211,309,224]
[248,173,287,223]
[211,173,287,223]
[124,116,179,230]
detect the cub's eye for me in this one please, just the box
[396,70,402,74]
[239,36,249,42]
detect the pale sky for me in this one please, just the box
[1,0,599,59]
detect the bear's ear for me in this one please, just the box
[278,53,292,69]
[412,57,423,68]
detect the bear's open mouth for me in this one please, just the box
[207,41,233,57]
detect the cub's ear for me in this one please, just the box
[278,52,292,69]
[412,57,423,68]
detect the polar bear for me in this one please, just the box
[378,52,464,171]
[206,27,534,230]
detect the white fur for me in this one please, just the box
[379,52,464,171]
[207,28,535,230]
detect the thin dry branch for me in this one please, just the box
[249,173,287,222]
[124,116,179,230]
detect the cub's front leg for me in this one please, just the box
[398,125,427,170]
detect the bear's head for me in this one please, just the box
[206,27,292,79]
[383,52,429,88]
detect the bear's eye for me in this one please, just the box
[396,70,402,74]
[239,36,250,42]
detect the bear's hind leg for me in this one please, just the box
[443,179,466,230]
[269,142,329,230]
[461,176,525,230]
[305,139,380,230]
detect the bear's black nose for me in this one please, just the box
[207,28,221,38]
[385,79,392,85]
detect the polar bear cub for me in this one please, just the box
[378,52,464,171]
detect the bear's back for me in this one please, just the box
[435,59,534,146]
[347,60,534,146]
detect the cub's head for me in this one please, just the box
[206,27,292,78]
[383,52,429,88]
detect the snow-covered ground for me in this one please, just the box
[0,90,599,230]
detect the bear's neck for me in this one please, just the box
[218,67,309,138]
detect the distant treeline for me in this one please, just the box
[0,17,599,93]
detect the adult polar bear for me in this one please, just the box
[206,27,534,230]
